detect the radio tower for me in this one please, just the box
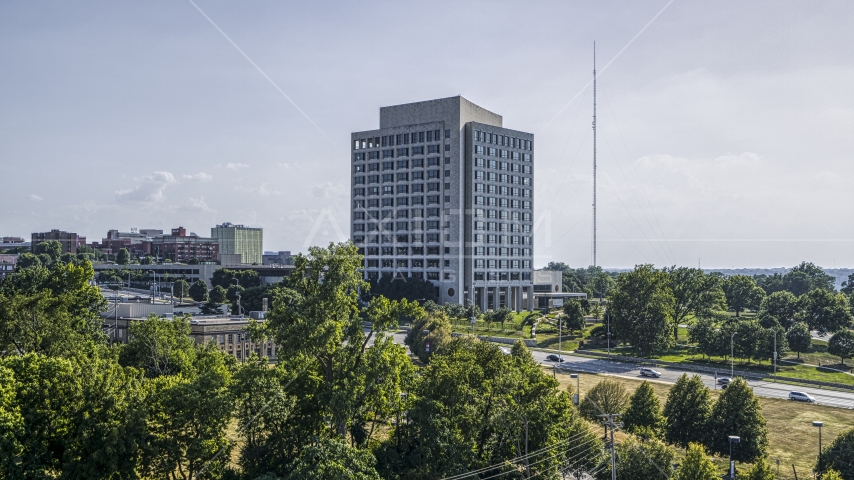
[592,42,597,267]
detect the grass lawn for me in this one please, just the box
[549,368,854,480]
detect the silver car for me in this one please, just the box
[788,391,816,403]
[639,368,661,378]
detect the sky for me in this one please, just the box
[1,1,852,269]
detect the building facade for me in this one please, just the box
[149,227,219,263]
[31,229,86,254]
[211,223,263,265]
[262,250,293,266]
[350,96,534,311]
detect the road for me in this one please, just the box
[382,330,854,410]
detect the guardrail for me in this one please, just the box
[577,350,854,391]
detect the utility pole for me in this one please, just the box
[592,42,597,268]
[598,413,621,480]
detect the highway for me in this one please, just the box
[384,330,854,410]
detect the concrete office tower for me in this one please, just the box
[211,222,263,265]
[350,96,535,311]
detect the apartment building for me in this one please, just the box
[211,222,263,265]
[350,96,534,311]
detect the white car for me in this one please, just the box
[717,377,733,386]
[639,368,661,378]
[788,391,816,403]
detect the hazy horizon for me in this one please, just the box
[2,1,852,269]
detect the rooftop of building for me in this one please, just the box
[377,95,503,130]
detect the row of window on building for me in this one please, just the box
[361,245,531,259]
[474,271,532,281]
[474,158,533,173]
[355,171,442,183]
[355,158,447,171]
[354,129,451,150]
[473,130,533,151]
[473,146,532,161]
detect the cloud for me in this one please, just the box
[311,182,347,198]
[183,172,213,182]
[234,183,280,196]
[115,171,176,203]
[226,162,249,171]
[28,194,43,201]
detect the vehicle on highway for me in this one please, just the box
[546,354,565,362]
[639,367,661,378]
[499,347,511,355]
[788,391,816,402]
[717,377,733,389]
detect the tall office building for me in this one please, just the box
[211,222,263,265]
[350,96,534,311]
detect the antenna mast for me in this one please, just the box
[592,42,597,267]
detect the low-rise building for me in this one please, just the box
[532,270,587,309]
[31,229,86,254]
[0,254,18,280]
[150,227,219,262]
[96,228,163,256]
[262,250,293,266]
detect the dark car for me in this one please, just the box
[546,354,565,362]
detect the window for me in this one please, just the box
[354,176,365,185]
[397,259,408,268]
[522,189,531,197]
[522,212,531,221]
[522,177,531,185]
[355,152,365,161]
[475,196,484,205]
[381,136,388,147]
[354,188,365,196]
[444,169,450,177]
[367,247,379,255]
[382,259,393,268]
[475,183,484,192]
[475,247,485,255]
[444,144,450,151]
[475,145,484,154]
[522,201,531,209]
[426,221,440,230]
[397,185,409,194]
[367,259,378,268]
[426,234,440,243]
[382,149,394,158]
[428,145,440,154]
[412,171,424,180]
[383,161,394,170]
[403,133,410,144]
[369,151,380,160]
[427,195,439,204]
[395,135,402,145]
[396,221,408,231]
[382,174,393,182]
[382,186,394,195]
[353,223,365,232]
[428,157,440,166]
[397,210,409,219]
[445,129,450,138]
[427,183,440,192]
[412,196,424,205]
[427,246,440,255]
[522,165,531,173]
[419,132,425,142]
[413,158,424,167]
[475,171,484,180]
[355,164,366,172]
[397,160,409,169]
[383,198,394,207]
[397,172,408,181]
[411,208,423,218]
[368,210,379,219]
[475,158,485,167]
[368,163,379,172]
[354,211,365,220]
[368,199,379,207]
[475,259,484,268]
[427,208,439,217]
[412,246,424,255]
[412,146,424,155]
[397,148,409,157]
[412,259,423,268]
[412,184,424,192]
[488,259,497,268]
[434,129,440,139]
[427,259,440,268]
[354,200,365,208]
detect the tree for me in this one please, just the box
[756,323,789,363]
[786,322,812,359]
[842,273,854,295]
[599,436,674,480]
[142,345,235,479]
[622,381,665,439]
[690,316,724,359]
[491,307,513,331]
[172,279,190,303]
[257,241,423,458]
[608,265,675,356]
[798,289,853,335]
[827,330,854,365]
[199,300,224,315]
[0,365,23,477]
[818,428,854,480]
[786,261,835,294]
[282,437,381,480]
[759,290,799,329]
[591,272,615,300]
[188,280,208,302]
[404,311,452,363]
[746,456,774,480]
[723,275,765,316]
[118,313,197,377]
[211,268,261,289]
[377,337,605,479]
[209,285,227,303]
[666,267,726,340]
[34,240,62,262]
[673,443,719,480]
[821,469,844,480]
[227,284,245,314]
[367,274,438,303]
[15,252,41,269]
[663,374,712,448]
[115,248,130,265]
[706,378,768,462]
[580,379,630,421]
[562,299,587,334]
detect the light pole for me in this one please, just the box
[606,313,611,356]
[558,315,562,362]
[813,421,823,479]
[770,328,777,380]
[570,373,580,406]
[728,435,741,479]
[731,332,737,378]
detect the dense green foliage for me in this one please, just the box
[579,378,630,421]
[673,443,719,480]
[827,330,854,364]
[818,428,854,480]
[598,435,674,480]
[622,381,665,439]
[608,264,675,356]
[663,374,712,448]
[706,378,768,462]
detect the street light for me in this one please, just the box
[813,421,823,479]
[728,435,741,479]
[570,374,580,406]
[731,332,737,378]
[606,313,611,356]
